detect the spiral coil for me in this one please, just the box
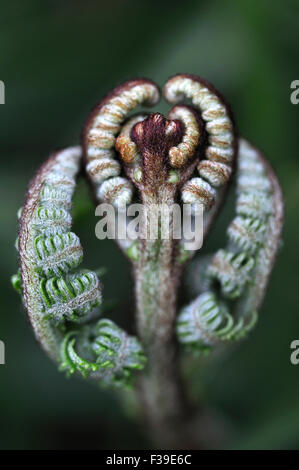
[40,271,101,323]
[177,138,274,352]
[15,77,283,390]
[165,74,236,213]
[84,80,160,209]
[177,291,257,351]
[17,146,146,383]
[60,319,146,385]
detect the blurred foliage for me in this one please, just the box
[0,0,298,449]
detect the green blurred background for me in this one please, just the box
[0,0,298,450]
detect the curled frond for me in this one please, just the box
[84,80,159,163]
[181,177,216,211]
[83,79,160,206]
[17,147,145,387]
[164,73,237,180]
[60,331,105,378]
[177,138,283,353]
[18,146,83,360]
[197,160,232,187]
[14,77,284,394]
[115,114,146,165]
[177,291,257,352]
[40,271,102,324]
[86,158,121,183]
[168,105,201,168]
[92,319,146,376]
[163,74,237,219]
[60,319,146,386]
[97,176,133,209]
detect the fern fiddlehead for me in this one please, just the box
[13,74,283,448]
[60,319,146,384]
[16,146,145,386]
[177,139,283,353]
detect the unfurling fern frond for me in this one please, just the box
[177,138,283,354]
[40,271,102,324]
[177,292,257,353]
[92,319,146,373]
[177,292,232,353]
[16,146,145,385]
[84,79,159,209]
[60,319,146,386]
[13,76,284,442]
[165,74,237,215]
[60,331,105,378]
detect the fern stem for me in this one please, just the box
[134,190,195,448]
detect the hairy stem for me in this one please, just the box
[134,189,195,448]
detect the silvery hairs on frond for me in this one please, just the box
[13,74,283,447]
[177,139,283,353]
[16,146,145,386]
